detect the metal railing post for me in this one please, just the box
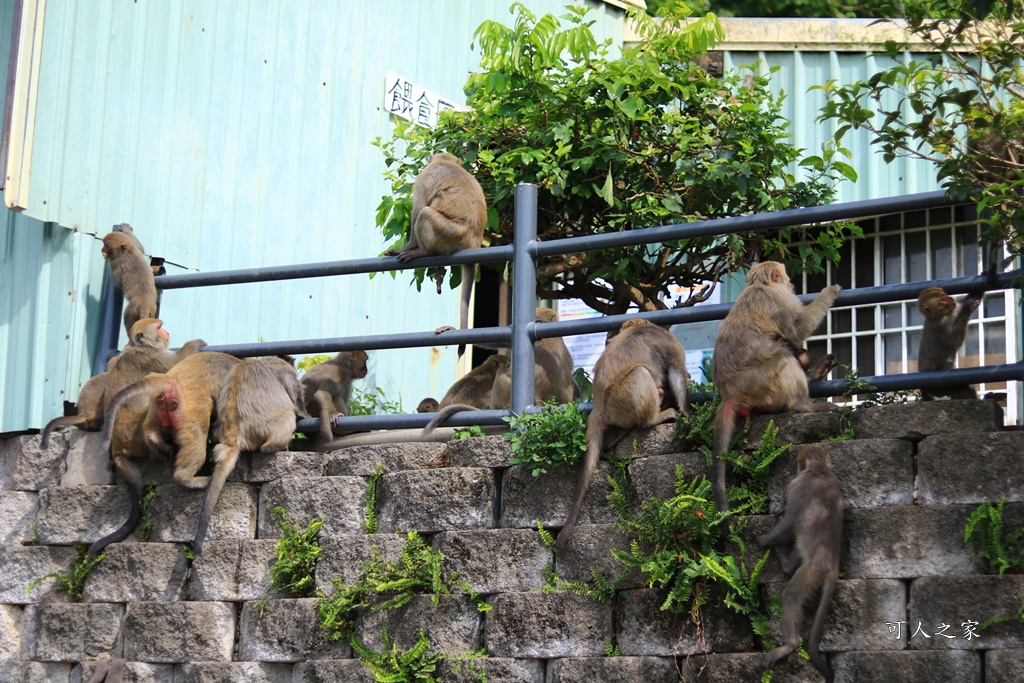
[510,183,538,415]
[93,274,123,376]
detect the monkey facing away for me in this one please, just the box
[758,444,843,683]
[423,353,508,434]
[39,371,111,449]
[300,350,370,442]
[387,152,487,357]
[916,287,982,400]
[557,318,689,553]
[191,357,306,555]
[711,261,840,512]
[93,352,242,557]
[102,231,158,336]
[490,308,578,410]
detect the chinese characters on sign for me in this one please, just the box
[384,72,462,129]
[885,620,980,640]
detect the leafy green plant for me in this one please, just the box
[26,547,104,602]
[965,499,1024,575]
[350,387,404,416]
[318,531,463,642]
[720,420,790,515]
[535,519,555,548]
[256,506,324,615]
[674,386,718,452]
[297,354,331,374]
[609,466,772,643]
[352,629,443,683]
[364,461,385,534]
[572,368,593,403]
[840,366,918,408]
[817,0,1024,259]
[452,425,485,440]
[133,485,158,541]
[504,400,587,476]
[375,2,851,314]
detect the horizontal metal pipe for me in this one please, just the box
[294,363,1024,436]
[201,326,513,357]
[155,245,515,290]
[155,192,955,291]
[534,190,955,257]
[296,408,511,434]
[532,271,1020,340]
[809,362,1024,398]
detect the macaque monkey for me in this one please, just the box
[101,231,158,336]
[417,398,440,413]
[387,152,487,357]
[916,287,982,400]
[422,354,508,434]
[758,444,843,683]
[39,319,203,447]
[490,308,577,409]
[793,346,838,382]
[300,350,370,442]
[557,318,689,552]
[191,357,305,555]
[93,352,242,557]
[711,262,841,511]
[39,371,111,448]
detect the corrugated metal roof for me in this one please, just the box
[1,0,629,432]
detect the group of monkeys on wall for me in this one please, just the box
[41,154,991,683]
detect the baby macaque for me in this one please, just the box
[916,287,981,400]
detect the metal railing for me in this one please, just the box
[96,185,1024,436]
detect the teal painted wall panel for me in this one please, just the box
[3,0,628,431]
[722,49,942,203]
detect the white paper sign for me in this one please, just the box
[384,72,463,128]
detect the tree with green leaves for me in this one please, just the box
[647,0,882,19]
[375,3,855,316]
[818,0,1024,259]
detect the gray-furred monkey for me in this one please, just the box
[758,444,843,683]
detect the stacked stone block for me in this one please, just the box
[0,399,1020,682]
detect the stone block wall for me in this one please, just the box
[0,400,1022,682]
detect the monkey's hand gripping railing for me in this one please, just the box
[98,185,1024,437]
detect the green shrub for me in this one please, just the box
[504,400,587,476]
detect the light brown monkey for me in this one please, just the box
[423,354,508,434]
[40,319,203,447]
[300,350,370,442]
[758,444,843,683]
[387,152,487,357]
[101,231,158,336]
[191,357,305,555]
[102,318,206,408]
[417,398,440,413]
[711,262,840,512]
[490,308,578,409]
[39,371,111,448]
[93,352,242,557]
[917,287,982,400]
[557,317,689,553]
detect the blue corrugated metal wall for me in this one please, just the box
[722,49,941,203]
[0,0,628,432]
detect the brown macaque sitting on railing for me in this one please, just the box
[386,152,487,358]
[423,354,507,435]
